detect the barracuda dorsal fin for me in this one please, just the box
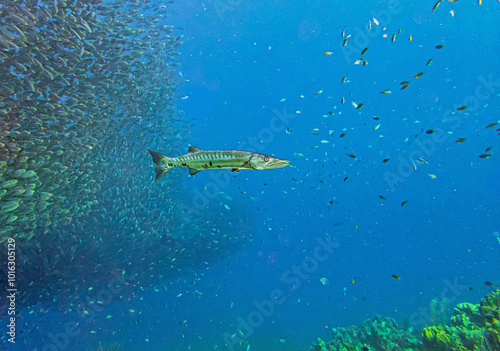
[188,168,200,176]
[188,145,202,154]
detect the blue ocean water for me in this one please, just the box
[1,0,499,350]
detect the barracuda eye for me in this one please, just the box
[264,156,269,162]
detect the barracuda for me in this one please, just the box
[147,145,291,180]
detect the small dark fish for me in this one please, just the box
[391,33,396,42]
[361,47,368,55]
[401,84,411,90]
[382,158,390,163]
[340,133,346,138]
[455,138,467,143]
[400,81,410,85]
[329,200,334,205]
[378,195,386,199]
[392,274,400,280]
[486,122,498,129]
[361,347,369,351]
[426,130,435,134]
[356,103,364,109]
[343,38,348,46]
[426,58,433,66]
[347,154,356,159]
[373,116,380,120]
[485,281,493,286]
[435,44,445,49]
[479,154,491,159]
[344,177,348,182]
[413,72,425,79]
[457,105,469,111]
[485,147,492,153]
[401,201,408,206]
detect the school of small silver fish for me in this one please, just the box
[0,0,253,325]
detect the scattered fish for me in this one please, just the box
[413,72,425,79]
[432,0,441,11]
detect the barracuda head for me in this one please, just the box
[249,153,291,170]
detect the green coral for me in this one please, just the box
[307,289,500,351]
[420,289,500,351]
[480,289,500,351]
[307,316,421,351]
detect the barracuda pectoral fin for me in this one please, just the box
[233,157,252,172]
[188,168,200,176]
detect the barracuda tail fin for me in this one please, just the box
[147,149,171,181]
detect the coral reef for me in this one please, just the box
[421,289,500,350]
[307,316,421,351]
[307,289,500,351]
